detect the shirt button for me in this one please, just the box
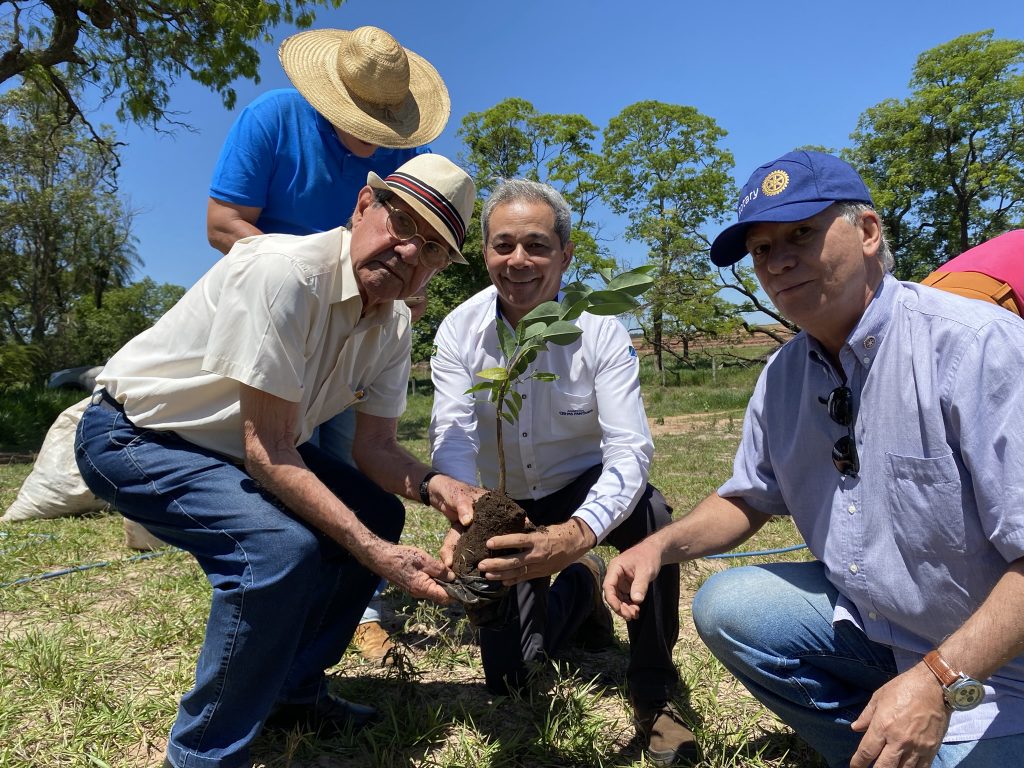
[849,563,859,574]
[863,356,870,365]
[847,504,856,514]
[864,336,876,349]
[527,463,532,468]
[522,432,528,437]
[868,611,877,620]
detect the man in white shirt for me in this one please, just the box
[428,179,695,767]
[75,154,486,768]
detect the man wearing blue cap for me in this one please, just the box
[603,151,1024,767]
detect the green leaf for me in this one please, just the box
[496,318,516,359]
[531,371,559,382]
[605,270,656,297]
[508,390,523,410]
[520,300,562,326]
[558,289,592,321]
[538,320,583,346]
[476,367,509,381]
[584,291,640,316]
[520,321,548,343]
[504,393,521,420]
[465,382,496,395]
[500,410,516,424]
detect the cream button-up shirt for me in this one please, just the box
[98,227,411,460]
[429,286,653,541]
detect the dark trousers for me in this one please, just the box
[479,464,681,705]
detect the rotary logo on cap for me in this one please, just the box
[762,170,789,196]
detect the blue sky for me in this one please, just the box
[95,0,1023,289]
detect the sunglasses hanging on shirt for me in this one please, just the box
[819,386,860,478]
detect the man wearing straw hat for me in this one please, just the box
[207,24,451,663]
[77,154,486,768]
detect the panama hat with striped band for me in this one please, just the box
[367,154,476,264]
[279,26,450,148]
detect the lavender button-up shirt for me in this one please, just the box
[720,274,1024,741]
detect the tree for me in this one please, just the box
[459,98,614,281]
[1,0,345,137]
[57,278,185,366]
[846,30,1024,279]
[598,100,736,372]
[0,83,138,372]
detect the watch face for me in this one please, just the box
[947,679,985,711]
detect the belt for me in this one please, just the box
[91,388,125,412]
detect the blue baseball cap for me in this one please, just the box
[710,150,873,267]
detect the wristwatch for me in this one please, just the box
[419,470,442,506]
[923,650,985,711]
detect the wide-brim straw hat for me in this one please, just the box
[279,26,450,148]
[368,154,476,265]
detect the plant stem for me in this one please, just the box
[496,377,509,495]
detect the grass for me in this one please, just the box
[0,372,822,768]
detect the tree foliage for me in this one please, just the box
[846,30,1024,279]
[598,100,736,370]
[1,0,345,135]
[56,278,185,366]
[0,83,139,374]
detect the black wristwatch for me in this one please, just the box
[923,650,985,711]
[418,471,442,506]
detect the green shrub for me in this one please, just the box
[0,387,84,452]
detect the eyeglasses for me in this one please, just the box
[819,386,860,477]
[381,200,452,270]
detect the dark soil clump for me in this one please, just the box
[451,491,532,577]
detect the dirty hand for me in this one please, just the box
[478,518,596,585]
[378,543,455,605]
[849,663,950,768]
[427,474,485,527]
[439,523,466,570]
[603,540,664,621]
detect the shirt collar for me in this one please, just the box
[805,272,898,380]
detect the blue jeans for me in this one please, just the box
[310,408,356,466]
[314,409,388,626]
[75,392,403,768]
[691,561,1024,767]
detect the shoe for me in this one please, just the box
[264,693,380,735]
[572,552,616,649]
[633,699,700,766]
[352,620,395,666]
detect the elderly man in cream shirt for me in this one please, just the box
[76,154,485,768]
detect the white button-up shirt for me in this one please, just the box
[429,286,653,541]
[98,227,411,460]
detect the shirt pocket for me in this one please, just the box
[885,452,966,555]
[549,387,598,438]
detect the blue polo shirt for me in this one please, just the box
[209,88,420,236]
